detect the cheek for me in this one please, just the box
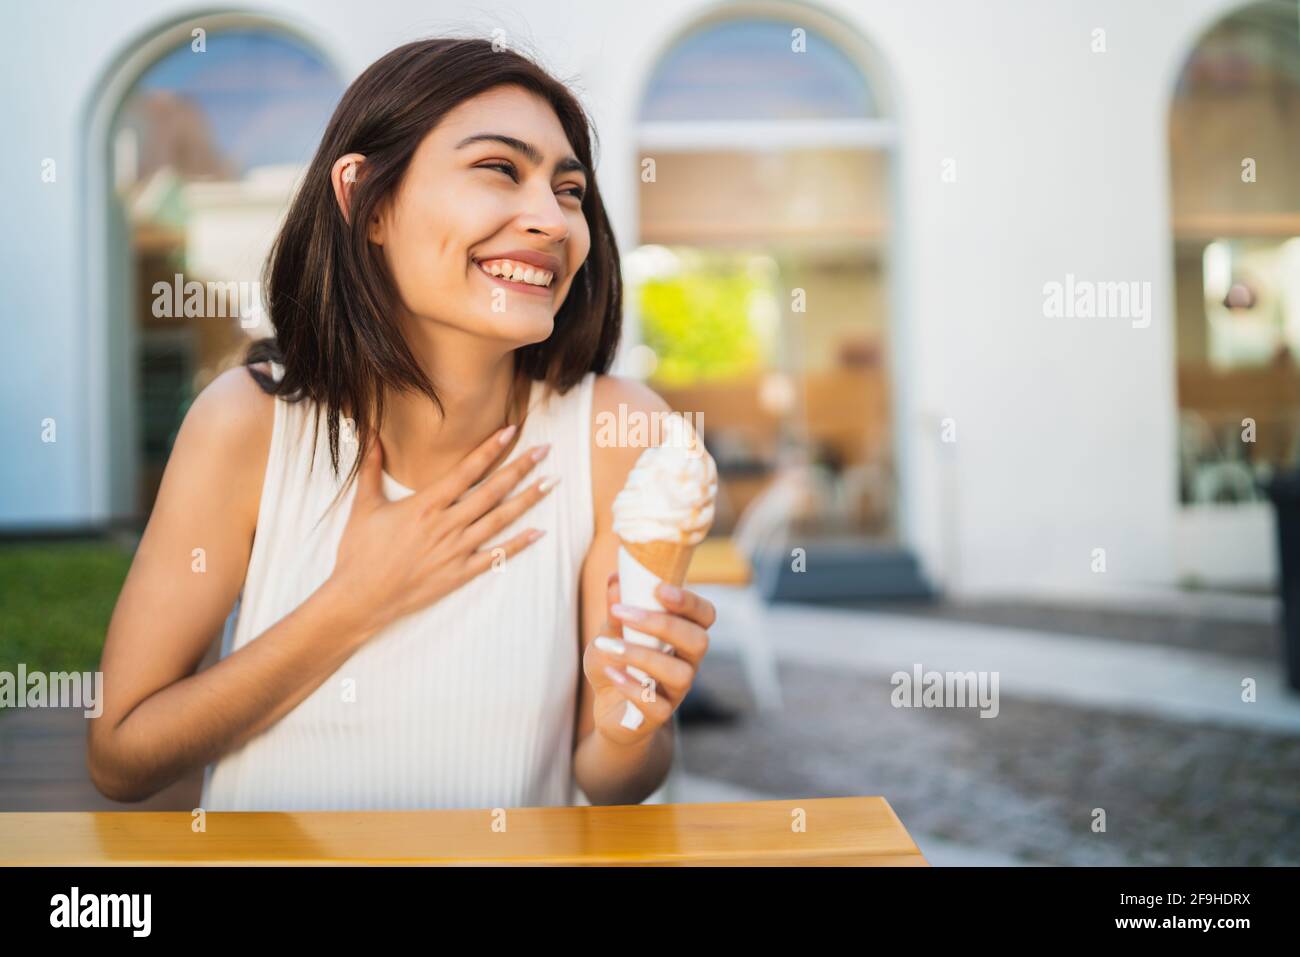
[571,216,592,271]
[383,198,468,303]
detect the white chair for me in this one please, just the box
[688,472,800,714]
[1179,410,1264,503]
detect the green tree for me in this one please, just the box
[639,263,768,386]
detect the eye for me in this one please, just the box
[479,160,519,181]
[479,160,586,201]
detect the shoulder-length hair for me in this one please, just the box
[244,36,621,493]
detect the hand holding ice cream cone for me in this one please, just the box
[583,411,720,738]
[585,568,718,743]
[611,412,718,654]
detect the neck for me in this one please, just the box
[377,317,529,491]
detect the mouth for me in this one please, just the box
[471,256,557,295]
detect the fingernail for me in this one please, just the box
[658,583,682,603]
[526,528,545,543]
[594,636,624,655]
[610,603,646,622]
[538,475,561,493]
[498,424,517,445]
[530,443,551,462]
[625,664,650,684]
[603,664,628,685]
[620,701,644,730]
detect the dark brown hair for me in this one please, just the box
[244,36,621,494]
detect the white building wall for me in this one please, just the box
[0,0,1272,598]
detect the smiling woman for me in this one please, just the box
[88,37,718,812]
[247,42,619,490]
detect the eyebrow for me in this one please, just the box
[455,133,589,181]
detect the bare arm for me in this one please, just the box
[571,376,676,805]
[87,365,373,801]
[92,580,380,802]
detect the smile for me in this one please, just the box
[474,257,556,291]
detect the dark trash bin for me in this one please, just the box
[1263,469,1300,691]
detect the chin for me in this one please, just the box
[484,310,555,346]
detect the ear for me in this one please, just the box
[331,153,388,245]
[330,153,367,227]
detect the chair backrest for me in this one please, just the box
[731,470,804,598]
[732,472,798,558]
[1178,410,1220,468]
[1192,460,1262,503]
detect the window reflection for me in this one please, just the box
[1171,0,1300,505]
[635,18,897,545]
[111,30,342,515]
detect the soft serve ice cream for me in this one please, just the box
[609,412,717,730]
[612,412,717,550]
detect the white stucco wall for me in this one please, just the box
[0,0,1272,598]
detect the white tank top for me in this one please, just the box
[200,361,596,811]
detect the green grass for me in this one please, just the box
[0,540,133,677]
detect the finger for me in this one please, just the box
[413,424,518,511]
[590,635,694,700]
[598,667,674,730]
[463,526,546,579]
[654,582,717,630]
[609,604,708,664]
[457,472,559,552]
[442,442,550,526]
[604,573,623,639]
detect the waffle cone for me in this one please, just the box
[620,538,696,585]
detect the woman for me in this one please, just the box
[88,37,716,810]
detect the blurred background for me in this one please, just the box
[1,0,1297,864]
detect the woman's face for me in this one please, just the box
[368,84,592,346]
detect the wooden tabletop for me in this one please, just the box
[686,537,754,587]
[0,796,926,866]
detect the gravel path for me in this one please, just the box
[680,653,1300,865]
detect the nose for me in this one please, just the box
[516,181,570,242]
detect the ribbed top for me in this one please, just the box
[200,363,596,811]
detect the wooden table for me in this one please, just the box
[0,796,927,866]
[686,536,754,587]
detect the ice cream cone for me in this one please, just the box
[616,540,696,654]
[621,538,695,586]
[610,412,718,655]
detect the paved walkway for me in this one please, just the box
[673,596,1300,866]
[756,604,1300,733]
[840,594,1281,660]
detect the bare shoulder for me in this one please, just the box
[181,362,276,452]
[589,374,673,532]
[590,373,673,460]
[158,362,276,532]
[591,372,672,419]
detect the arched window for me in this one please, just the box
[101,25,343,518]
[1170,0,1300,510]
[631,15,902,556]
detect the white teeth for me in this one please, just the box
[477,258,554,287]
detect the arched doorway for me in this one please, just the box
[1169,0,1300,586]
[630,9,923,598]
[84,14,344,523]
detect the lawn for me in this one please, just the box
[0,540,133,677]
